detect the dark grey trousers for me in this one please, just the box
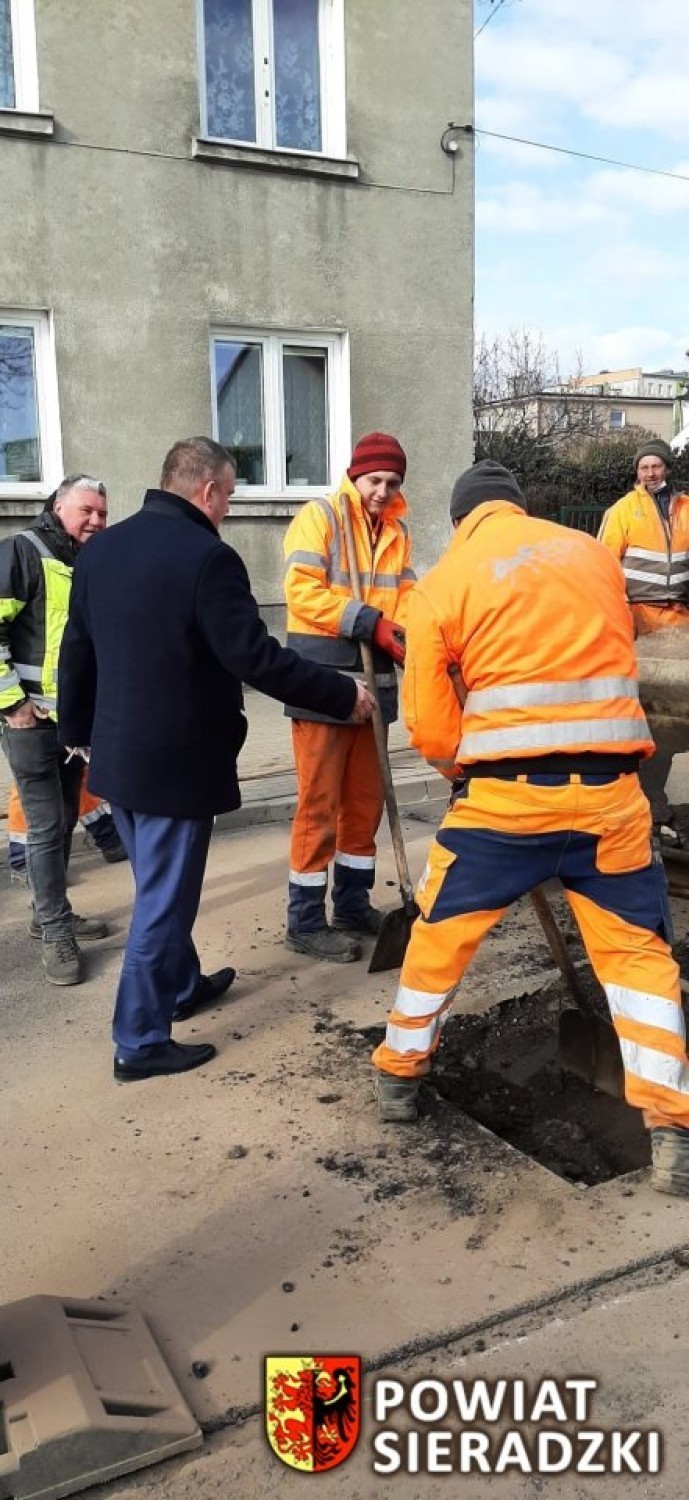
[1,718,82,938]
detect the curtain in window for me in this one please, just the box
[204,0,256,142]
[215,341,266,484]
[0,0,15,109]
[283,347,328,485]
[0,327,41,481]
[273,0,321,152]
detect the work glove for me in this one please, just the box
[373,616,406,665]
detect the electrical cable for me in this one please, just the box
[461,123,689,185]
[475,0,508,41]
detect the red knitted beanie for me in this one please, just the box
[347,431,407,482]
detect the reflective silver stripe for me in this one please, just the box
[463,677,639,716]
[386,1018,441,1054]
[331,569,403,588]
[624,568,673,585]
[394,984,448,1019]
[429,755,458,771]
[288,869,327,886]
[0,669,21,692]
[334,852,375,870]
[605,983,685,1039]
[18,529,52,559]
[9,831,27,845]
[80,806,107,825]
[619,1039,689,1096]
[29,693,55,711]
[671,570,689,584]
[625,547,689,564]
[401,567,417,581]
[458,717,653,758]
[284,549,327,571]
[340,599,365,637]
[13,662,42,682]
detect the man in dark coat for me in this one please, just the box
[58,437,374,1082]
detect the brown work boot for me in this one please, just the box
[285,926,361,963]
[650,1126,689,1196]
[376,1071,420,1123]
[41,933,83,986]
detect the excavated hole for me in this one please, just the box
[433,981,650,1187]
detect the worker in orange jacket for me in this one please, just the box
[598,438,689,845]
[283,432,416,962]
[7,774,126,882]
[372,459,689,1198]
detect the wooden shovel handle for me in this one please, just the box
[340,493,414,906]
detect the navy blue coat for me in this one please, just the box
[57,490,357,818]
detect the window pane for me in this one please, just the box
[273,0,321,152]
[283,345,328,486]
[215,340,265,484]
[0,0,15,109]
[204,0,256,142]
[0,326,41,482]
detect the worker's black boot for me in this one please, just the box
[376,1071,420,1123]
[650,1126,689,1196]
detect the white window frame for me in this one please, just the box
[210,326,350,499]
[198,0,346,158]
[609,408,625,430]
[0,310,63,499]
[3,0,40,112]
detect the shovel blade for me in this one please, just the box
[558,1009,625,1100]
[368,901,419,974]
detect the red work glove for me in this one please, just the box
[373,616,406,665]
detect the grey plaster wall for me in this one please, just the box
[0,0,474,596]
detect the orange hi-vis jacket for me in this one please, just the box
[283,474,416,724]
[402,500,653,778]
[598,484,689,635]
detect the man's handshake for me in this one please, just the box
[349,679,377,723]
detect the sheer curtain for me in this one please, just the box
[204,0,256,142]
[0,0,15,109]
[273,0,321,152]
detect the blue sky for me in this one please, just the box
[474,0,689,377]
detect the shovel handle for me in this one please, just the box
[340,493,415,906]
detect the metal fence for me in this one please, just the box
[557,504,608,535]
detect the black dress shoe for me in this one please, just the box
[114,1040,216,1082]
[172,966,236,1023]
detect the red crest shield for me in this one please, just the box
[265,1355,362,1471]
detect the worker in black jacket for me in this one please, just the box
[58,436,374,1082]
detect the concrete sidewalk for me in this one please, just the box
[231,689,446,827]
[0,689,446,835]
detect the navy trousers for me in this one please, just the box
[110,807,213,1058]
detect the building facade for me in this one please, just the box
[0,0,474,620]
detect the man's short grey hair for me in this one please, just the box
[160,437,236,493]
[55,474,107,504]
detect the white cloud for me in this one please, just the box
[477,0,689,144]
[474,0,689,377]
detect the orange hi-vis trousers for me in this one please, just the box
[372,769,688,1132]
[7,775,119,870]
[288,720,385,932]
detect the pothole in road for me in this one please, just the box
[431,980,649,1187]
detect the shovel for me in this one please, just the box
[340,493,419,972]
[447,667,624,1099]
